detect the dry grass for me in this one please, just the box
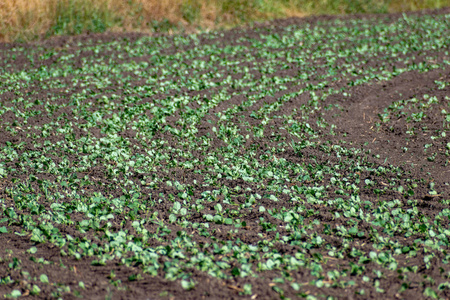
[0,0,128,42]
[136,0,184,23]
[0,0,306,41]
[388,0,450,12]
[0,0,448,42]
[0,0,53,42]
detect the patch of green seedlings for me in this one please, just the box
[376,90,450,165]
[0,11,449,299]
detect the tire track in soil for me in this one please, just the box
[321,68,450,192]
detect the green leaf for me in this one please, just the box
[27,246,38,254]
[424,287,438,299]
[181,279,195,290]
[173,202,181,212]
[79,281,85,289]
[40,274,49,283]
[0,226,7,233]
[31,284,41,295]
[9,290,21,298]
[91,260,106,266]
[169,214,177,223]
[315,280,324,288]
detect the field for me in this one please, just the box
[0,8,449,300]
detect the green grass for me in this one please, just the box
[49,0,120,36]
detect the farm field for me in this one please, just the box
[0,8,449,300]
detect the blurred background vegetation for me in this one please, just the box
[0,0,448,42]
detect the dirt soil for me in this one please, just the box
[0,7,450,300]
